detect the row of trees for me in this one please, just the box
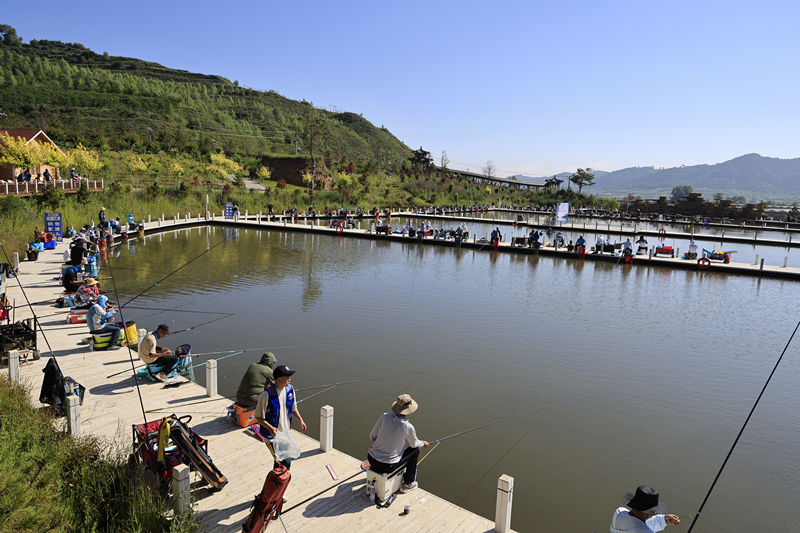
[0,136,101,176]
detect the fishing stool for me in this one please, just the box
[365,462,406,504]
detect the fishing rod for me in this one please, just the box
[115,231,236,310]
[146,372,414,412]
[298,372,427,394]
[429,407,548,445]
[106,343,337,379]
[185,350,245,370]
[686,318,800,533]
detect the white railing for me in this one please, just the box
[0,179,104,196]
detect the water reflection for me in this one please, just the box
[103,227,800,533]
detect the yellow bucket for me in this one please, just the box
[122,321,138,346]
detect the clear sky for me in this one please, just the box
[4,0,799,177]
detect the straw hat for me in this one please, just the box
[83,278,98,287]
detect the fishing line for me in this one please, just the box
[105,343,336,379]
[455,407,549,505]
[115,231,236,309]
[334,371,430,435]
[686,318,800,533]
[105,250,150,426]
[0,242,59,363]
[185,350,245,370]
[427,407,548,445]
[145,372,417,411]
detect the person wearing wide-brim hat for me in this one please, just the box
[610,485,680,532]
[365,394,429,494]
[74,278,100,309]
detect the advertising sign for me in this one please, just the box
[556,203,569,223]
[224,202,233,220]
[45,212,63,242]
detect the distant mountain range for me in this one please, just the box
[513,154,800,201]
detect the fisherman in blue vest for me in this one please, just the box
[254,365,307,470]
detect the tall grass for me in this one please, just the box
[0,376,196,532]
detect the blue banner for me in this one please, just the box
[45,212,63,242]
[556,203,569,223]
[224,202,233,219]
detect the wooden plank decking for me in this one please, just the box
[2,231,505,533]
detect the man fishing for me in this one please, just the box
[87,295,121,349]
[236,352,277,406]
[138,324,176,381]
[254,365,307,470]
[366,394,429,494]
[610,485,680,533]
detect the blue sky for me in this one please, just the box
[4,1,799,177]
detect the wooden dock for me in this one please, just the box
[123,211,800,280]
[2,234,512,533]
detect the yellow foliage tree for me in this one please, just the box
[256,166,272,182]
[70,143,103,177]
[206,153,242,180]
[39,142,70,174]
[334,170,353,191]
[0,135,40,171]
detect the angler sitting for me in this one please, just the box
[576,235,586,248]
[62,265,82,293]
[138,324,176,381]
[74,278,100,309]
[236,352,277,407]
[687,240,698,260]
[87,296,121,350]
[366,394,429,494]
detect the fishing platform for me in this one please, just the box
[98,209,800,280]
[3,243,517,533]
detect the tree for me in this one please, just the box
[713,192,724,205]
[569,168,596,193]
[303,108,326,190]
[75,179,91,206]
[70,144,102,177]
[0,25,22,46]
[670,185,693,201]
[786,206,800,223]
[256,166,272,182]
[482,160,496,180]
[440,150,450,173]
[206,152,241,181]
[0,135,40,171]
[36,183,65,211]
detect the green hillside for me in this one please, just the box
[0,27,411,165]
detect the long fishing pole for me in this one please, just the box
[185,350,245,370]
[686,318,800,533]
[430,407,548,445]
[115,231,236,309]
[106,343,337,379]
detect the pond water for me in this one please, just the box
[106,225,800,533]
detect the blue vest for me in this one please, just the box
[262,384,294,433]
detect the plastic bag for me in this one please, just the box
[272,427,301,461]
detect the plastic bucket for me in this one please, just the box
[121,321,138,346]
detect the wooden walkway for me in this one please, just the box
[131,212,800,280]
[3,233,507,533]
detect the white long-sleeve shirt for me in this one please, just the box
[610,508,667,533]
[368,413,424,464]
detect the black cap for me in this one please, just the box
[273,365,296,379]
[157,324,170,333]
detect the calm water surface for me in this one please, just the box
[106,226,800,533]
